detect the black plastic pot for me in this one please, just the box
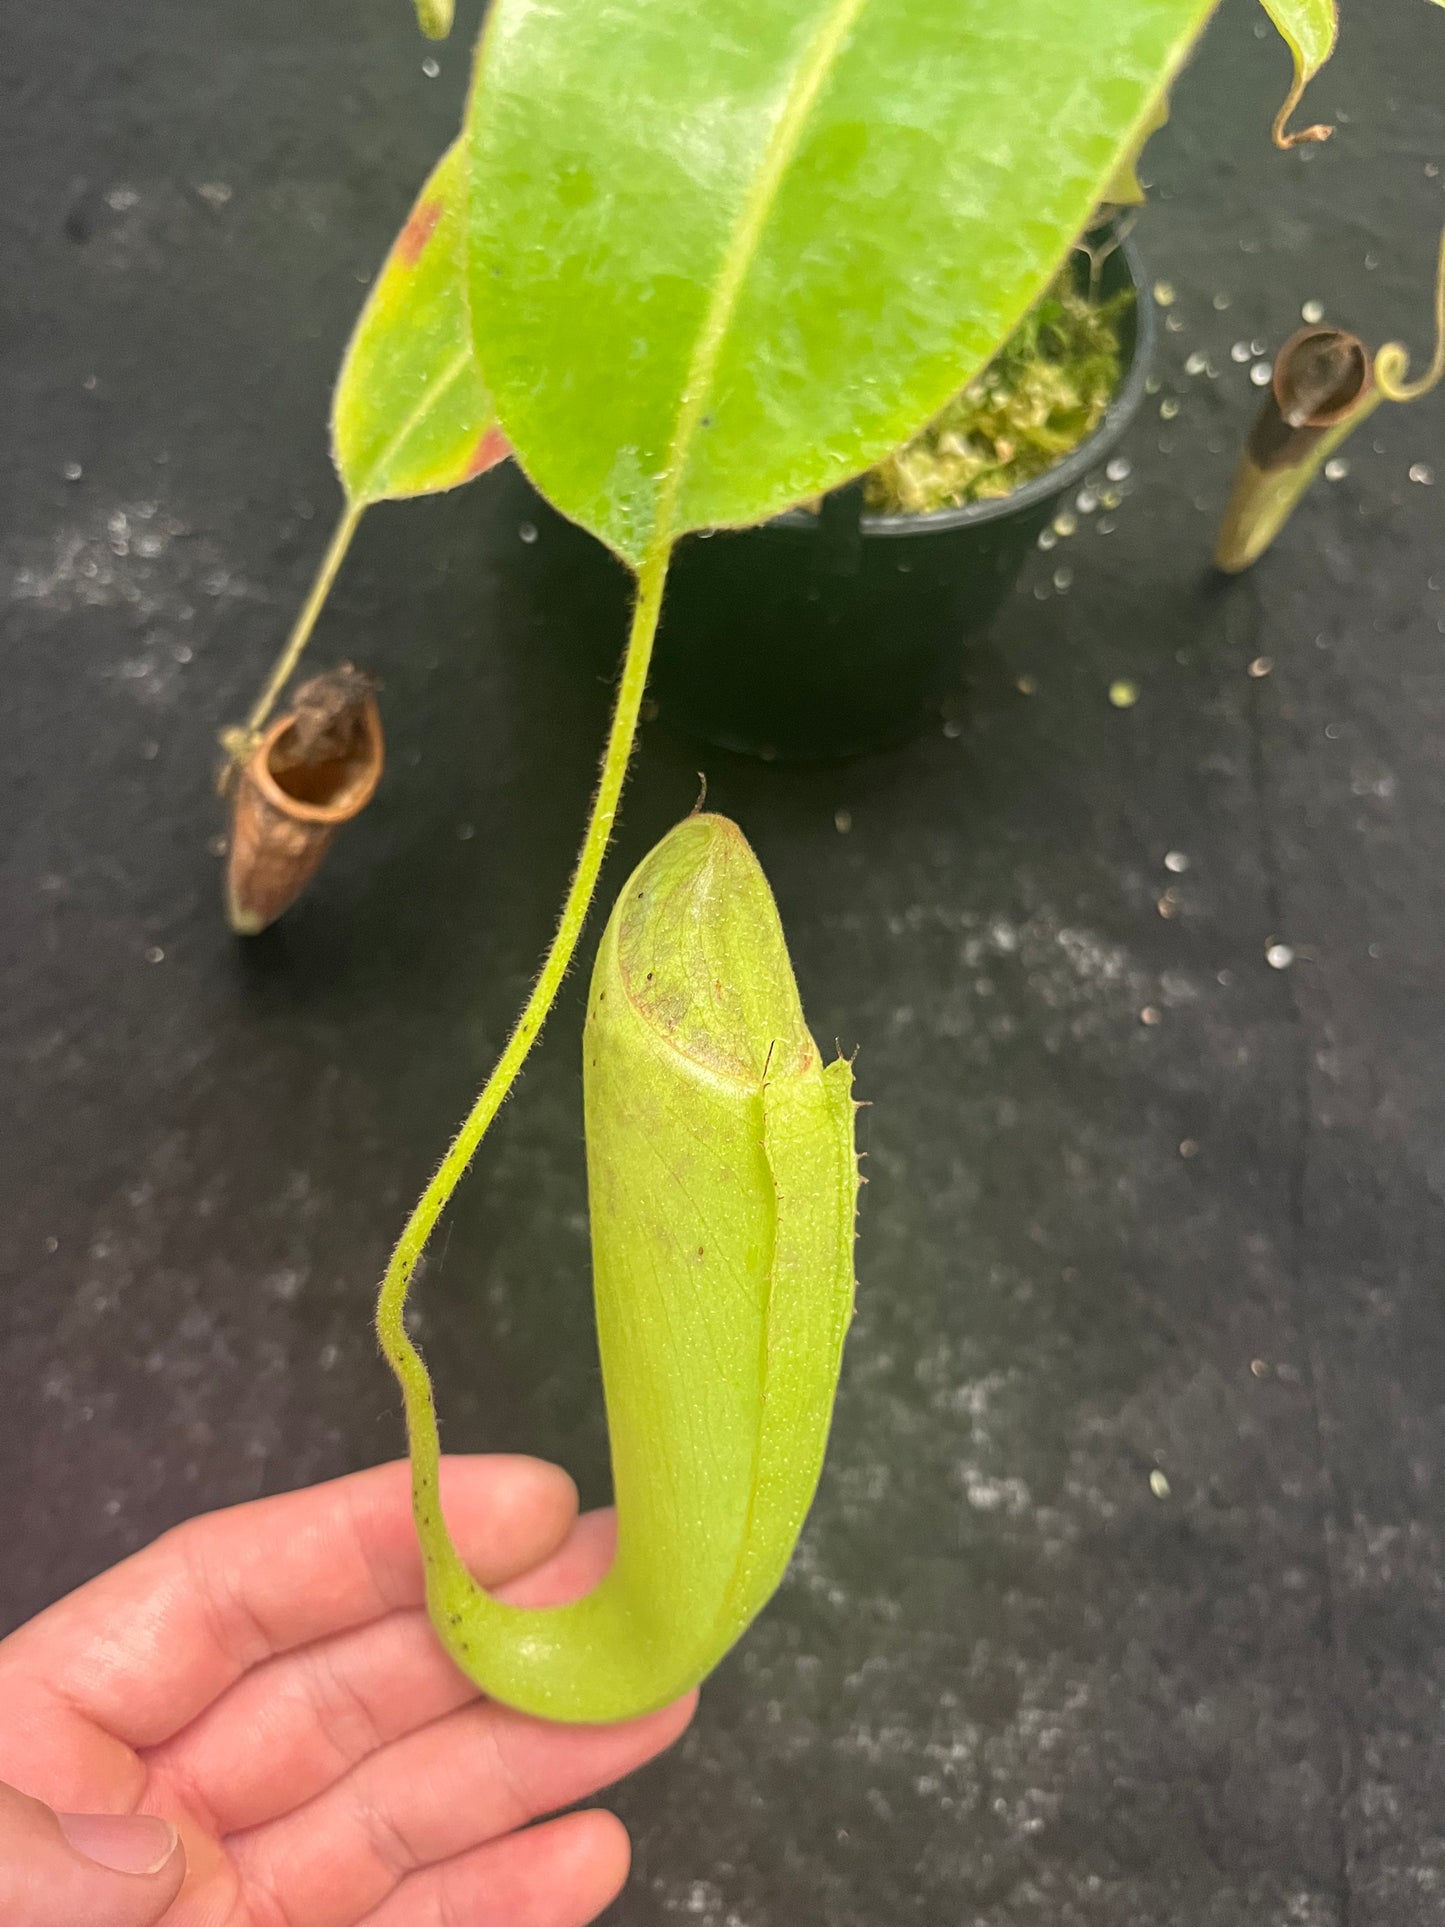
[505,230,1154,761]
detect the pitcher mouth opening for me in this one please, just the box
[251,698,385,826]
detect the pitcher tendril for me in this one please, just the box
[1375,225,1445,404]
[1261,0,1338,150]
[375,542,670,1688]
[217,504,363,786]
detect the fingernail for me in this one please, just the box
[58,1811,179,1876]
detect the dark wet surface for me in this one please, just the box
[4,0,1445,1920]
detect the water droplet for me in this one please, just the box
[942,718,963,739]
[1185,350,1210,376]
[1016,674,1038,695]
[62,461,83,482]
[1230,341,1252,362]
[1037,527,1058,551]
[1140,1006,1162,1026]
[1153,280,1177,307]
[1266,942,1295,970]
[1105,457,1131,483]
[1250,339,1267,357]
[518,522,538,544]
[1109,679,1139,708]
[834,808,852,834]
[421,56,440,76]
[1212,292,1231,311]
[1250,362,1273,387]
[1248,655,1273,677]
[1409,463,1434,485]
[1324,458,1349,481]
[1164,850,1189,873]
[1149,1469,1171,1499]
[1159,397,1180,419]
[1301,299,1324,324]
[1052,511,1077,537]
[1052,567,1073,592]
[145,945,165,964]
[456,822,475,841]
[1075,488,1098,514]
[1179,1138,1200,1158]
[1097,517,1116,534]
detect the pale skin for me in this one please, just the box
[0,1456,695,1927]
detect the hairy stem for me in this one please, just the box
[375,538,672,1541]
[218,501,363,786]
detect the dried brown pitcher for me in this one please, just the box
[225,670,384,935]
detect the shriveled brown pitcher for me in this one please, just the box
[225,670,384,935]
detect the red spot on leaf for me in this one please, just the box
[462,425,510,479]
[395,197,443,269]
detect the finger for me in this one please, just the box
[0,1778,186,1927]
[146,1509,618,1837]
[500,1505,617,1610]
[356,1809,631,1927]
[228,1682,693,1927]
[0,1456,578,1751]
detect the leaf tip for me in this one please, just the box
[413,0,453,39]
[463,425,511,480]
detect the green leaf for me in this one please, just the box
[404,815,860,1722]
[1102,89,1172,206]
[413,0,453,37]
[465,0,1219,567]
[332,141,504,506]
[1257,0,1338,147]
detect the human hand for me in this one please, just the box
[0,1456,694,1926]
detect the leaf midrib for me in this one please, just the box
[648,0,873,557]
[352,347,473,505]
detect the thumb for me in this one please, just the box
[0,1778,186,1927]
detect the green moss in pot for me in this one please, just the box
[503,228,1152,761]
